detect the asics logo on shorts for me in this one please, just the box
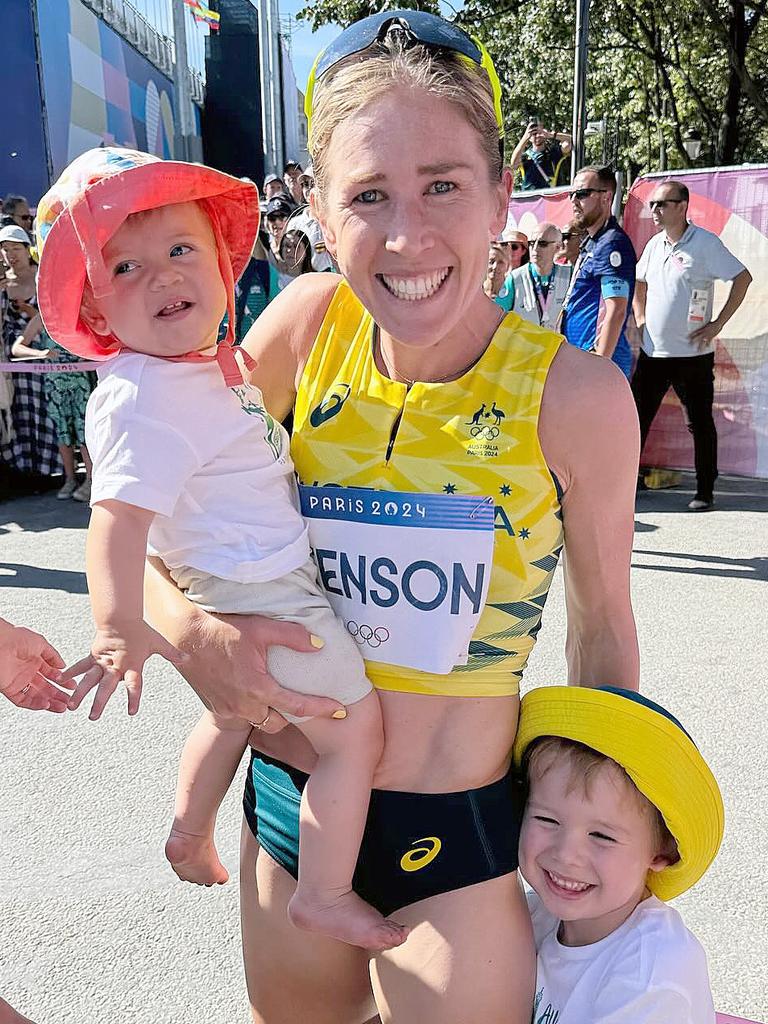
[400,837,442,872]
[309,383,351,427]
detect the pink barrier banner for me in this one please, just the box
[716,1014,764,1023]
[506,167,768,479]
[0,361,101,373]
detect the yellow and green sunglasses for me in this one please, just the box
[304,10,504,151]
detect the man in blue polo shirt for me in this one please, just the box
[561,165,637,378]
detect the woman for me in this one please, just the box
[0,225,60,482]
[145,11,639,1023]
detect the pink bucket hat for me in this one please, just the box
[36,148,260,385]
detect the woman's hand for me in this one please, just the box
[178,609,345,732]
[0,619,71,712]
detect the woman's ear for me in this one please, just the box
[491,167,514,238]
[80,291,111,337]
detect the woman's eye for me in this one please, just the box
[355,189,382,204]
[430,181,455,195]
[114,261,137,276]
[170,244,192,258]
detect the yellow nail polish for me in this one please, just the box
[310,634,325,649]
[332,709,347,720]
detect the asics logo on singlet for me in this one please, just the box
[309,383,351,427]
[400,836,442,872]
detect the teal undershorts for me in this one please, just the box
[243,751,524,916]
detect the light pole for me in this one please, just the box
[571,0,591,179]
[171,0,194,161]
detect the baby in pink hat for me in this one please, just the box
[36,148,407,953]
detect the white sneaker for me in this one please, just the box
[72,479,92,503]
[57,478,77,500]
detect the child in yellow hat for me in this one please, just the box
[514,685,724,1023]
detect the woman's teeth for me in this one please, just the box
[547,870,592,892]
[380,268,450,301]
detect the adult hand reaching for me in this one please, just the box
[0,618,71,712]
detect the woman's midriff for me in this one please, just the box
[369,689,519,793]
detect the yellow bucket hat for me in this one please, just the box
[513,686,724,901]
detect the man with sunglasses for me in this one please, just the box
[560,165,636,378]
[632,180,752,511]
[505,223,571,328]
[1,194,33,232]
[510,121,572,191]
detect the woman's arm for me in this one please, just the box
[540,344,640,690]
[11,312,49,359]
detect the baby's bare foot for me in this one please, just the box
[288,889,409,952]
[164,827,229,886]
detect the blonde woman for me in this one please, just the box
[146,11,639,1023]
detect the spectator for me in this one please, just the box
[499,227,529,268]
[297,164,315,205]
[1,194,34,232]
[283,159,305,206]
[263,174,287,202]
[12,313,94,501]
[288,203,336,273]
[632,180,752,511]
[556,221,586,266]
[0,225,60,484]
[560,165,636,378]
[505,222,571,329]
[280,229,314,278]
[510,121,572,191]
[234,237,281,342]
[484,240,512,307]
[264,195,296,288]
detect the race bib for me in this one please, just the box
[300,485,495,674]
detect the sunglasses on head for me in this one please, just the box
[568,187,609,201]
[305,11,504,148]
[649,198,685,210]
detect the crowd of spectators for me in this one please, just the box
[0,147,752,513]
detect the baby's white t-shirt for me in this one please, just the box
[528,891,716,1023]
[86,351,309,582]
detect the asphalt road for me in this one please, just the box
[1,473,766,1024]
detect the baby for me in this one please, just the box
[514,685,724,1023]
[36,147,407,953]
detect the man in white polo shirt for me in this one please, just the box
[632,180,752,510]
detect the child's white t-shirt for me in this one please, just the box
[528,891,716,1023]
[86,351,310,583]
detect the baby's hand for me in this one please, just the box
[62,622,188,720]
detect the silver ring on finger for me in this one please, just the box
[20,683,31,695]
[249,709,272,730]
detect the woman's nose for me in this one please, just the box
[385,199,434,257]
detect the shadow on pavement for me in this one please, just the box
[631,550,768,582]
[0,562,88,594]
[0,492,90,534]
[636,471,768,514]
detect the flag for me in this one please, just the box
[182,0,220,30]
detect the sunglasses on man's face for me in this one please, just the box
[530,239,556,248]
[568,187,609,202]
[649,198,684,210]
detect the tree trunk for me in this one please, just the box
[717,1,745,163]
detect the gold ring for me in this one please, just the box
[249,710,272,730]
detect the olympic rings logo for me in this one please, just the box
[470,424,500,440]
[346,622,390,648]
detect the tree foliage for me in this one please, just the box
[295,0,768,173]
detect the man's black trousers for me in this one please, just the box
[631,349,718,501]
